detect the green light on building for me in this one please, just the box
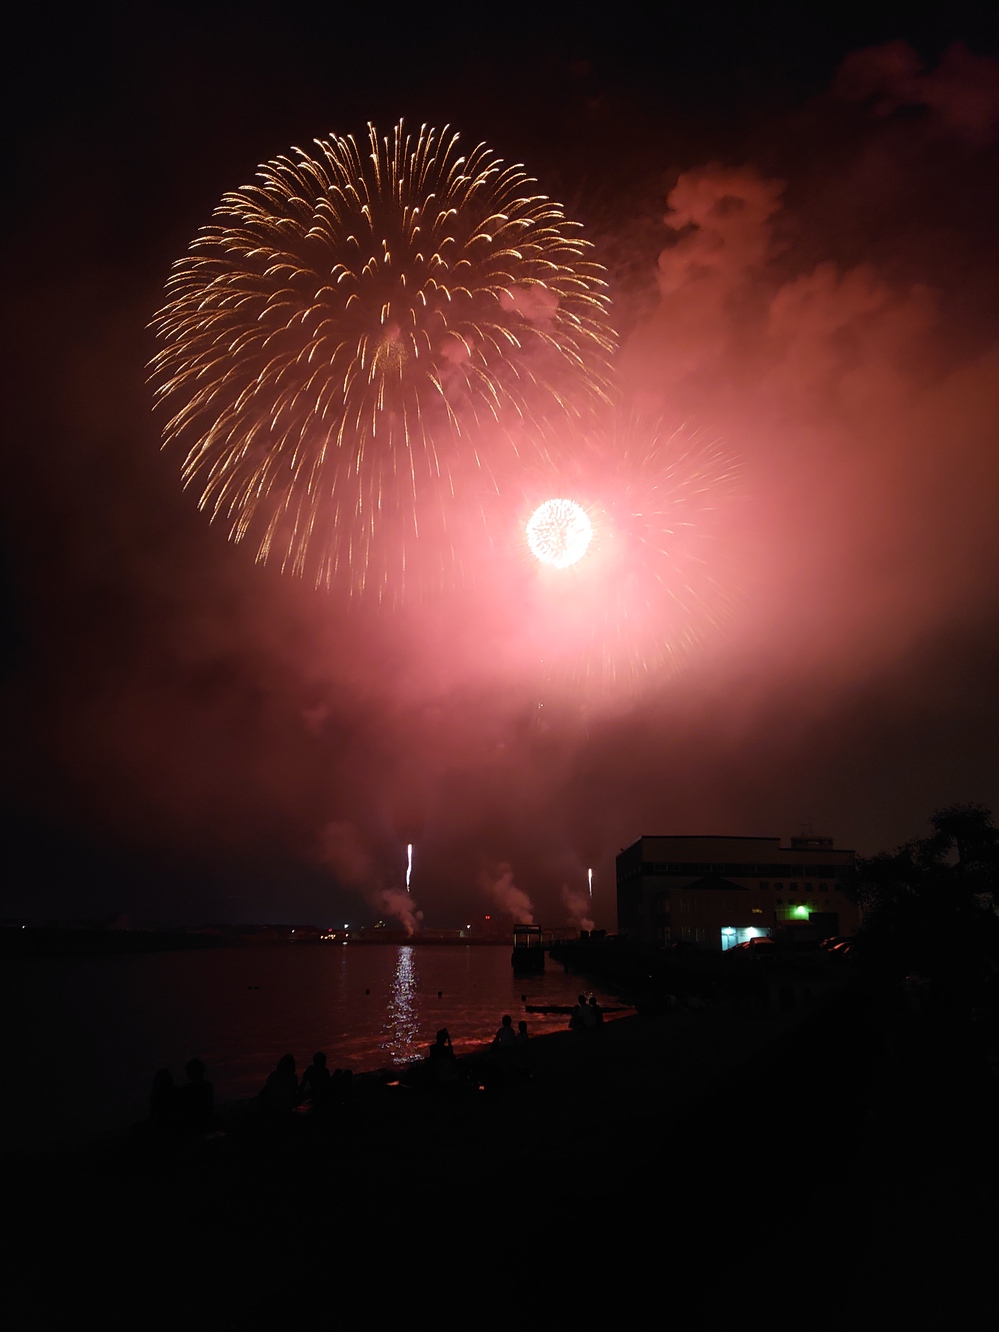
[793,905,810,919]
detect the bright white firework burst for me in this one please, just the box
[521,415,744,695]
[526,498,593,568]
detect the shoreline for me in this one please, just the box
[11,974,998,1326]
[0,931,523,960]
[9,979,831,1174]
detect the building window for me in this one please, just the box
[776,898,783,904]
[774,883,783,892]
[760,881,769,891]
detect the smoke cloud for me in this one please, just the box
[480,863,535,925]
[318,822,422,936]
[373,886,423,938]
[560,883,595,933]
[835,41,999,144]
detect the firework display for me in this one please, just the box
[151,122,616,598]
[526,498,593,568]
[518,416,742,692]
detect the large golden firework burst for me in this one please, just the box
[151,122,616,597]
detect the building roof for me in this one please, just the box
[623,834,855,858]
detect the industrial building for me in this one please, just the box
[616,833,859,949]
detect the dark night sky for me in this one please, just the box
[2,2,998,928]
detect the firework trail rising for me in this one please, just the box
[151,122,616,599]
[588,867,593,899]
[406,842,413,891]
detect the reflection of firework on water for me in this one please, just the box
[151,122,615,599]
[526,498,593,568]
[521,415,742,693]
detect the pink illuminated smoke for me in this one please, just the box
[526,498,593,568]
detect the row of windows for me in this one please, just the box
[643,862,845,878]
[671,886,842,904]
[668,896,837,912]
[671,881,844,897]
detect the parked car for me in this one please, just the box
[727,937,777,957]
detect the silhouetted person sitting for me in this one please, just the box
[301,1052,332,1107]
[330,1067,353,1106]
[175,1058,214,1136]
[428,1028,459,1084]
[570,995,596,1030]
[588,997,603,1027]
[493,1014,517,1049]
[260,1053,300,1114]
[512,1020,531,1077]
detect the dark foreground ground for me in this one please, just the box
[10,978,997,1326]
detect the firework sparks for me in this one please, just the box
[526,497,593,568]
[520,414,743,693]
[151,122,615,598]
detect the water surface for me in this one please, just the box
[4,943,620,1150]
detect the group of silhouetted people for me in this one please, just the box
[149,1004,595,1133]
[148,1058,215,1140]
[569,994,603,1031]
[493,1014,530,1049]
[146,1049,355,1146]
[489,1014,531,1082]
[419,1015,533,1089]
[259,1051,353,1115]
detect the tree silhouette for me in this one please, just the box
[851,805,999,1003]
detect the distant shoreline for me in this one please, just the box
[0,927,519,960]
